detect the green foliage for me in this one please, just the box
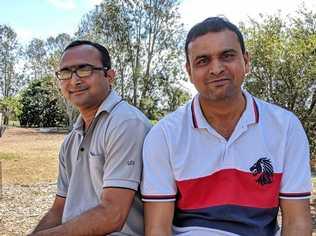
[19,77,67,127]
[77,0,190,119]
[21,33,77,129]
[0,95,22,121]
[242,7,316,156]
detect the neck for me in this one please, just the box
[79,91,110,131]
[79,104,100,131]
[199,92,246,139]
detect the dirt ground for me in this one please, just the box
[0,127,65,185]
[0,127,315,234]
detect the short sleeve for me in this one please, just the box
[279,114,312,199]
[56,142,69,197]
[102,119,150,191]
[141,125,177,202]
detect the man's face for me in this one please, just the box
[58,45,114,111]
[186,30,250,102]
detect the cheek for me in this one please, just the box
[59,82,69,96]
[231,63,246,77]
[191,69,207,82]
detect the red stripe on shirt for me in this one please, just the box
[191,99,198,128]
[176,169,282,210]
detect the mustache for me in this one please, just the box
[204,77,230,84]
[69,85,88,93]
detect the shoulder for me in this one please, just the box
[61,129,75,146]
[108,101,151,129]
[58,129,77,158]
[254,96,300,128]
[145,100,191,142]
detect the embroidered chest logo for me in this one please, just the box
[249,158,274,185]
[127,160,135,166]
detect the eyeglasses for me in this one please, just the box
[55,64,108,80]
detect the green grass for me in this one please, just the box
[0,152,20,160]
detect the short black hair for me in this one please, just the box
[63,40,111,69]
[185,17,245,63]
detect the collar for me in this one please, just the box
[190,90,259,129]
[73,90,123,132]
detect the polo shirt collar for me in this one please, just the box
[96,90,122,116]
[241,90,259,126]
[190,94,209,129]
[73,90,122,132]
[190,90,259,129]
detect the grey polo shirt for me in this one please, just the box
[57,90,151,235]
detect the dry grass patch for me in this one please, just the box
[0,127,66,185]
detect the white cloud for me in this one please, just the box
[16,27,70,45]
[180,0,315,30]
[16,28,36,43]
[47,0,76,10]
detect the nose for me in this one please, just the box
[70,71,82,85]
[209,59,224,76]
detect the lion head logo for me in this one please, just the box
[249,158,274,185]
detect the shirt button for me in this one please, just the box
[80,147,84,152]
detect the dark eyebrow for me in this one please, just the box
[60,63,93,71]
[194,54,208,61]
[221,49,238,54]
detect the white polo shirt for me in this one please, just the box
[141,90,312,236]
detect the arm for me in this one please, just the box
[144,202,175,236]
[280,199,312,236]
[32,196,65,232]
[278,114,312,235]
[31,187,135,236]
[141,124,177,236]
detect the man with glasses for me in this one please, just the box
[31,40,151,235]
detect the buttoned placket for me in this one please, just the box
[75,98,123,161]
[76,114,101,161]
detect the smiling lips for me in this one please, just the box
[205,78,230,86]
[69,87,88,94]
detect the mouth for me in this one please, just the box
[205,78,230,86]
[69,88,88,95]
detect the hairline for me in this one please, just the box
[185,17,246,64]
[62,40,111,69]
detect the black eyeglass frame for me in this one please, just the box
[55,64,108,80]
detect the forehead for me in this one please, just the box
[59,45,102,69]
[187,30,242,59]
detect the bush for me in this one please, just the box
[19,77,67,127]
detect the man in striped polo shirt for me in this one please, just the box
[141,17,312,236]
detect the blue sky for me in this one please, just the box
[1,0,314,43]
[0,0,101,41]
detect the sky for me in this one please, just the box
[0,0,315,94]
[0,0,314,43]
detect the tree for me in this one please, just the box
[242,6,316,156]
[24,38,48,80]
[77,0,190,119]
[46,33,72,73]
[45,33,78,129]
[0,25,23,124]
[0,95,22,124]
[19,76,67,127]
